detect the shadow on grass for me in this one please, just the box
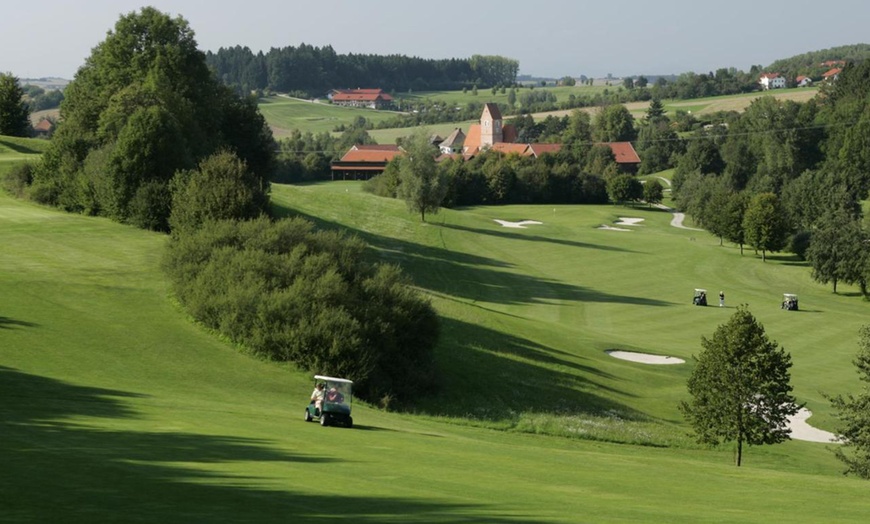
[409,318,643,422]
[0,316,39,329]
[272,203,671,308]
[439,222,639,253]
[0,367,542,523]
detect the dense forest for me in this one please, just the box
[206,45,519,95]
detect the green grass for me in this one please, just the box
[258,96,405,138]
[2,180,869,522]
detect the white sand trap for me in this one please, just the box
[788,408,840,443]
[615,217,645,226]
[494,219,543,229]
[597,225,632,231]
[606,350,685,365]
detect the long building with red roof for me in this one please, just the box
[331,89,394,109]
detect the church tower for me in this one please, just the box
[480,103,503,147]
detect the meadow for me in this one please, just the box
[3,155,869,521]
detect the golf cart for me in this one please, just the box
[305,375,353,428]
[692,289,708,306]
[782,293,799,311]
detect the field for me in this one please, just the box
[260,87,820,144]
[3,160,869,521]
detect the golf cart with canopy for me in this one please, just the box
[692,289,708,306]
[782,293,799,311]
[306,375,353,428]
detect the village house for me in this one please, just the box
[823,68,842,82]
[759,73,786,90]
[330,144,403,179]
[796,75,813,87]
[330,88,394,109]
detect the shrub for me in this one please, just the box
[162,217,440,402]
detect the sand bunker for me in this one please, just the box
[606,350,685,365]
[615,217,645,226]
[597,225,632,231]
[788,408,839,444]
[494,219,543,229]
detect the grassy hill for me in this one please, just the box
[3,175,869,521]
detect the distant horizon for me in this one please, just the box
[3,0,869,81]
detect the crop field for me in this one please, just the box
[3,163,869,521]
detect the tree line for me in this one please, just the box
[206,44,519,96]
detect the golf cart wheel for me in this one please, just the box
[304,409,312,422]
[320,413,330,427]
[347,416,353,429]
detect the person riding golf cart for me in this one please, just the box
[305,375,353,428]
[692,289,708,306]
[782,293,799,311]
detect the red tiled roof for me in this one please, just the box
[33,120,54,131]
[483,102,502,121]
[463,124,481,152]
[823,68,842,78]
[353,144,401,152]
[502,124,518,144]
[332,89,394,102]
[605,142,640,164]
[526,143,562,157]
[338,149,402,163]
[490,143,529,155]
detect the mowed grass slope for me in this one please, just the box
[258,96,405,138]
[2,180,869,522]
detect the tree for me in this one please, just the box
[593,104,637,142]
[606,174,643,205]
[829,325,870,478]
[642,179,664,206]
[680,305,799,466]
[396,130,447,221]
[507,87,516,108]
[0,73,31,137]
[30,7,274,230]
[722,191,749,254]
[168,150,269,235]
[806,209,870,294]
[743,192,789,261]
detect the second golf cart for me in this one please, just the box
[306,375,353,428]
[693,289,708,306]
[782,293,799,311]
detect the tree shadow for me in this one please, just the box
[408,318,645,422]
[439,222,639,253]
[272,203,671,308]
[0,316,39,330]
[0,366,543,523]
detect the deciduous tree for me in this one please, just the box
[396,130,447,221]
[743,192,789,261]
[0,73,30,137]
[680,305,799,466]
[829,325,870,478]
[806,209,870,294]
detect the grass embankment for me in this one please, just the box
[2,178,868,522]
[258,96,405,138]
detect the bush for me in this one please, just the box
[162,217,440,402]
[1,162,35,198]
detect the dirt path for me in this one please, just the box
[653,204,703,231]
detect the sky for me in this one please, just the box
[3,0,869,81]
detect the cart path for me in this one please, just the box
[653,204,704,231]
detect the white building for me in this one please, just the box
[759,73,786,90]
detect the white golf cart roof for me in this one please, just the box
[783,293,798,298]
[694,288,707,293]
[314,375,354,385]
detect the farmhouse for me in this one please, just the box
[438,128,466,154]
[823,68,842,82]
[796,75,813,87]
[331,88,394,109]
[759,73,786,90]
[330,144,403,179]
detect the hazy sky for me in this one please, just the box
[3,0,868,80]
